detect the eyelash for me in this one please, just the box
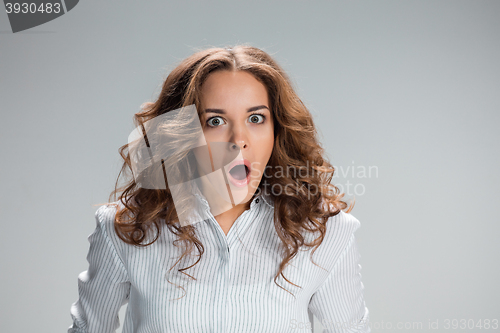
[205,113,267,128]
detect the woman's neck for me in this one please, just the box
[197,180,255,235]
[213,200,251,235]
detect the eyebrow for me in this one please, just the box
[202,105,269,114]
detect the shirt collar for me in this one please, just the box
[258,187,275,209]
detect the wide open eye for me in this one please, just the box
[248,114,265,124]
[206,116,226,128]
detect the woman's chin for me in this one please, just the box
[227,183,252,204]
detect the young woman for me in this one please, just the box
[68,45,370,333]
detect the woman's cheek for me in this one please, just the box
[251,123,274,139]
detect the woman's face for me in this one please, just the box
[196,70,274,206]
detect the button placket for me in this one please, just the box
[222,240,231,333]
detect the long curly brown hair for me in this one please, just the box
[106,44,354,298]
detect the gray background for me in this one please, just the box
[1,1,499,332]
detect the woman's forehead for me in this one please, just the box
[200,72,268,111]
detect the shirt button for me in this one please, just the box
[255,198,260,203]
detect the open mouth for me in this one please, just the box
[229,164,250,180]
[227,159,251,187]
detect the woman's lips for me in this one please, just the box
[227,159,251,187]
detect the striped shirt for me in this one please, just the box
[68,190,370,333]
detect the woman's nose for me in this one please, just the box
[229,125,249,151]
[230,140,247,151]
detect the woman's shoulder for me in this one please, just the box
[308,208,362,272]
[95,201,121,227]
[92,201,126,244]
[315,198,361,244]
[326,209,361,241]
[93,199,161,247]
